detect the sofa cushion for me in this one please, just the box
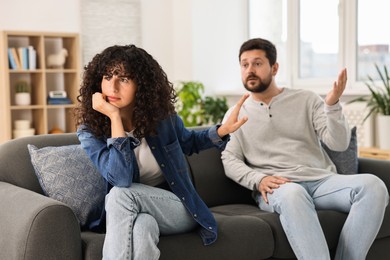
[321,126,358,174]
[186,148,255,207]
[211,204,347,259]
[28,144,105,228]
[157,213,274,260]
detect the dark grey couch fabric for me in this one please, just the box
[0,133,390,259]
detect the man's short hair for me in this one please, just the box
[239,38,277,66]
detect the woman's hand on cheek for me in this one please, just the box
[92,92,119,118]
[217,93,249,138]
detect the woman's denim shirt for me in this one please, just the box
[77,114,228,246]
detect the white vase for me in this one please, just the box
[15,93,31,106]
[376,114,390,150]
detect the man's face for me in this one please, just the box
[240,49,275,93]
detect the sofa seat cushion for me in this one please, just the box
[80,213,275,260]
[158,213,274,260]
[377,206,390,239]
[81,231,105,259]
[211,204,349,259]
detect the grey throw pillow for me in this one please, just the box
[321,126,358,174]
[28,144,105,228]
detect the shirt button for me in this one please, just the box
[269,115,272,118]
[151,146,156,150]
[208,227,213,230]
[170,181,175,185]
[193,214,198,218]
[182,197,185,201]
[160,163,165,167]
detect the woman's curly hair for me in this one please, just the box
[75,45,177,139]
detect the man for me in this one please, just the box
[221,38,389,260]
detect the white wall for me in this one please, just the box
[0,0,248,95]
[0,0,80,32]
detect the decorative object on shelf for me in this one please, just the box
[49,90,67,98]
[47,48,68,68]
[13,119,35,138]
[348,63,390,149]
[175,81,229,126]
[49,126,65,134]
[14,80,31,106]
[47,90,72,105]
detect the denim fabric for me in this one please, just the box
[77,114,228,245]
[257,174,389,260]
[103,183,198,260]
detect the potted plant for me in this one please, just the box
[349,63,390,149]
[14,80,31,106]
[176,81,229,127]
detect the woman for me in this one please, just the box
[75,44,248,259]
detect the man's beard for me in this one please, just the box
[243,74,272,93]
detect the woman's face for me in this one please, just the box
[101,66,137,110]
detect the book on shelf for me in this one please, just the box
[8,48,17,69]
[18,47,29,70]
[8,47,22,69]
[47,97,72,105]
[28,46,37,70]
[8,46,37,70]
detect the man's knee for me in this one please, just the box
[270,183,313,209]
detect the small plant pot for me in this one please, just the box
[15,93,31,106]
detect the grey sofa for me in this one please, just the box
[0,133,389,260]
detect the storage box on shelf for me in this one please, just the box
[0,31,81,143]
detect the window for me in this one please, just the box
[299,0,339,79]
[248,0,287,84]
[248,0,390,93]
[357,0,390,81]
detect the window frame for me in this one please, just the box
[249,0,369,95]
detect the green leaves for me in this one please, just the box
[349,63,390,121]
[176,81,229,126]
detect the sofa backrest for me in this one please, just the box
[186,147,255,207]
[0,131,255,207]
[0,133,80,194]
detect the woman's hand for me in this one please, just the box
[217,93,249,137]
[92,92,120,119]
[92,92,126,137]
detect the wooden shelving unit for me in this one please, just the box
[0,31,81,143]
[359,147,390,160]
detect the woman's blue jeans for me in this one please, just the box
[258,173,389,260]
[102,183,198,260]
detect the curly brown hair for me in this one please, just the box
[75,45,177,138]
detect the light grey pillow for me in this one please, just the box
[28,144,105,228]
[321,126,358,174]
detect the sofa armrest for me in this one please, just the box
[0,182,82,260]
[358,157,390,193]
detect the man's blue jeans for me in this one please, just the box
[257,173,389,260]
[102,183,198,260]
